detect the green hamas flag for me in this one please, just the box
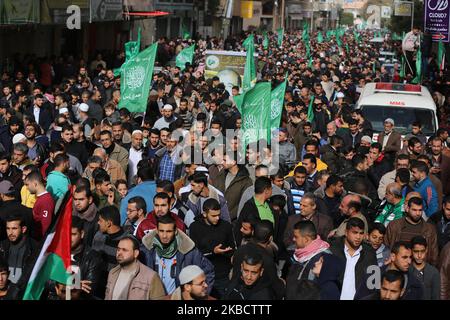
[302,28,310,42]
[181,24,190,40]
[243,34,257,92]
[119,43,158,113]
[317,32,324,43]
[114,28,141,77]
[270,76,288,140]
[400,56,405,78]
[263,31,269,50]
[277,28,284,47]
[240,82,272,152]
[412,50,422,84]
[176,44,195,71]
[354,31,361,44]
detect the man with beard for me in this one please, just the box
[128,130,144,183]
[111,122,131,150]
[99,130,129,174]
[136,192,185,240]
[70,216,107,299]
[189,198,235,299]
[24,172,54,240]
[140,214,215,295]
[72,123,97,156]
[184,172,231,228]
[60,124,89,168]
[0,215,37,284]
[385,197,439,266]
[144,128,162,163]
[401,137,424,161]
[46,153,71,201]
[105,235,165,300]
[92,148,126,186]
[153,104,177,131]
[73,185,99,247]
[0,116,20,153]
[166,265,215,300]
[123,196,146,237]
[24,122,47,165]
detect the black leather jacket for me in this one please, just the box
[72,246,107,300]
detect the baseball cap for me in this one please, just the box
[79,103,89,112]
[179,265,205,285]
[0,180,15,195]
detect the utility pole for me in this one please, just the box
[280,0,285,30]
[273,0,279,32]
[310,0,314,32]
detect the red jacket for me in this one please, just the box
[33,192,55,240]
[136,211,186,240]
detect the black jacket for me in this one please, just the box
[25,105,53,133]
[72,246,107,300]
[0,236,37,282]
[231,241,285,300]
[64,141,89,168]
[286,252,344,300]
[329,236,377,297]
[342,131,363,152]
[224,276,274,300]
[0,126,15,153]
[189,216,236,279]
[342,168,377,201]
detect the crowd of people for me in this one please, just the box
[0,26,449,301]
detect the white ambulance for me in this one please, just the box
[355,82,438,141]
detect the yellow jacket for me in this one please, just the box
[21,185,36,208]
[286,158,328,177]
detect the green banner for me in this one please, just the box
[240,82,272,152]
[176,44,195,70]
[277,28,284,47]
[119,43,158,113]
[270,77,287,140]
[1,0,40,24]
[243,35,257,92]
[317,32,324,43]
[412,50,422,84]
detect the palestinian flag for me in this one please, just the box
[23,192,72,300]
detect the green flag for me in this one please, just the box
[263,31,269,50]
[308,55,313,68]
[119,43,158,113]
[176,44,195,71]
[302,28,310,42]
[181,24,190,40]
[438,37,446,71]
[243,35,257,92]
[114,28,141,77]
[307,96,314,122]
[125,28,141,62]
[354,31,361,44]
[345,44,350,54]
[306,45,311,59]
[317,32,324,43]
[400,56,405,78]
[412,50,422,84]
[240,82,272,152]
[270,77,287,139]
[277,28,284,47]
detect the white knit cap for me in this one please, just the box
[12,133,26,144]
[79,103,89,112]
[179,265,205,285]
